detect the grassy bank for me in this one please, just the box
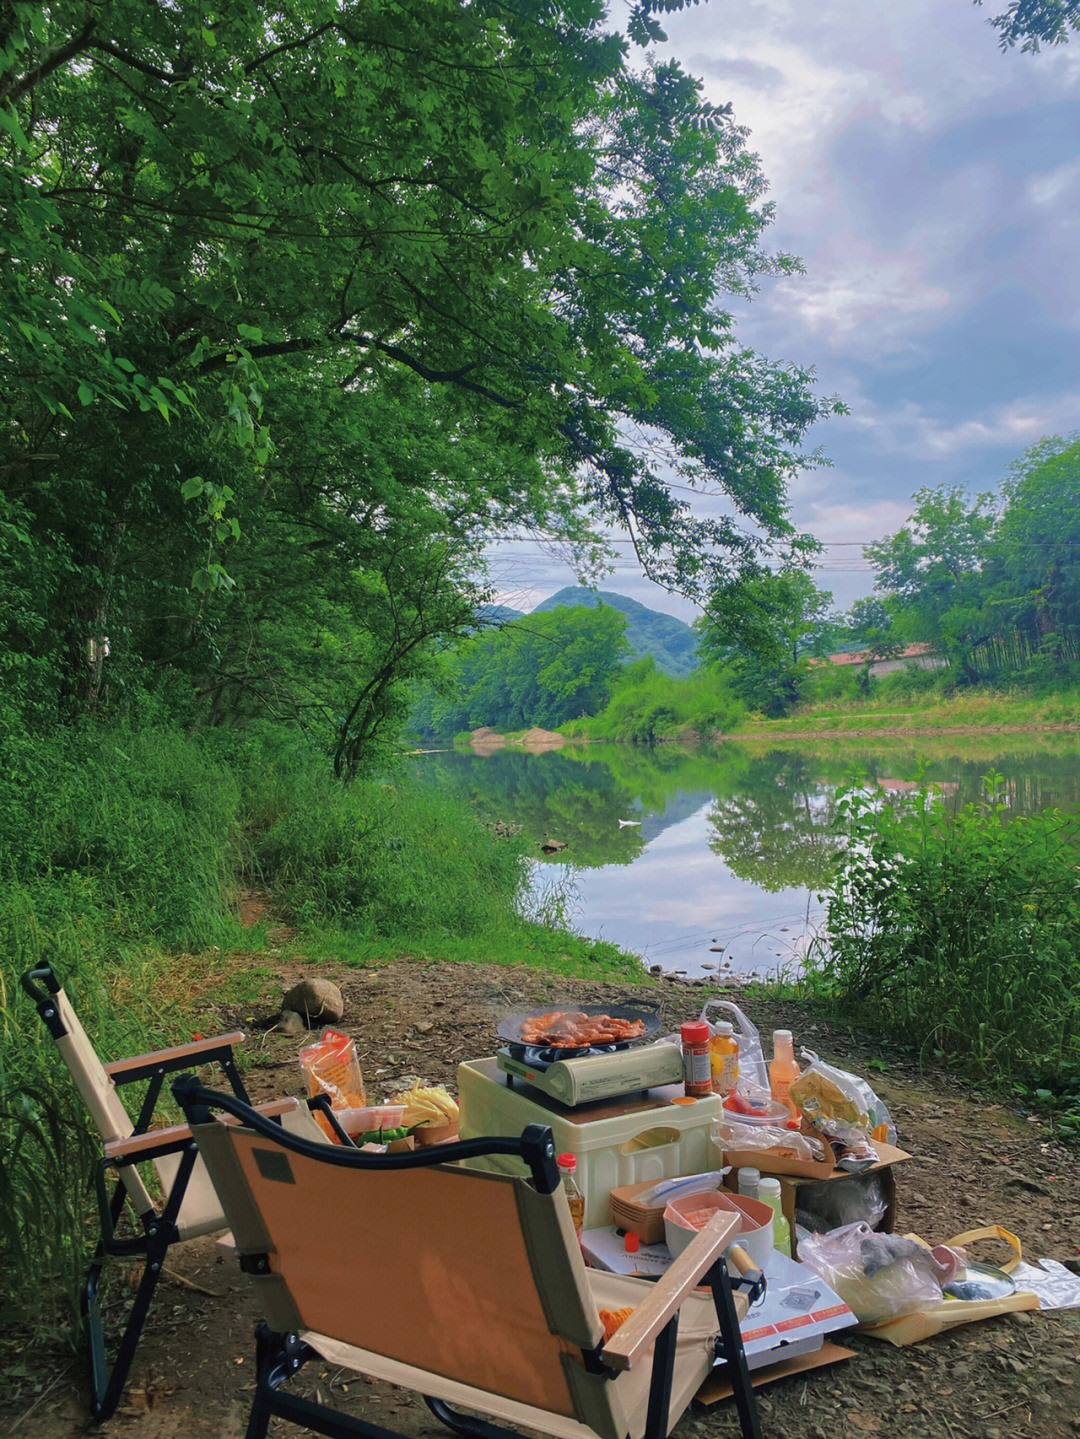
[730,684,1080,739]
[0,723,642,1332]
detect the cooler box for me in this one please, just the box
[458,1057,724,1228]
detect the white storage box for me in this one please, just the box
[458,1057,724,1228]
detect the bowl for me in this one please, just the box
[722,1094,793,1127]
[663,1190,774,1272]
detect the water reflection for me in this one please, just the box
[412,738,1080,978]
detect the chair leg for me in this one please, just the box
[643,1314,679,1439]
[709,1262,763,1439]
[84,1230,169,1423]
[425,1397,531,1439]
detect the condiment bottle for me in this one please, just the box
[681,1020,713,1098]
[710,1021,739,1097]
[769,1029,801,1113]
[759,1177,791,1257]
[557,1153,585,1237]
[736,1167,760,1203]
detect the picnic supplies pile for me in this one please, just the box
[300,1028,459,1147]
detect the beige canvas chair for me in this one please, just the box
[174,1078,764,1439]
[20,962,332,1422]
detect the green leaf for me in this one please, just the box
[180,477,205,501]
[77,383,95,406]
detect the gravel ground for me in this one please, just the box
[4,957,1078,1439]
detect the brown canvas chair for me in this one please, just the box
[20,962,334,1422]
[174,1078,765,1439]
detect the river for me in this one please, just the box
[410,737,1080,980]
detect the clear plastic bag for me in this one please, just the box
[795,1173,889,1234]
[816,1054,897,1146]
[299,1028,366,1109]
[717,1119,826,1163]
[798,1222,943,1324]
[699,999,769,1091]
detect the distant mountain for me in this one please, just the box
[474,603,526,629]
[532,588,699,677]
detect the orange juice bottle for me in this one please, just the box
[710,1022,740,1098]
[769,1030,801,1113]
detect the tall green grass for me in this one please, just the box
[0,725,246,1330]
[806,774,1080,1138]
[1,723,641,1331]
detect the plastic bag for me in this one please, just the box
[795,1173,889,1234]
[798,1222,943,1325]
[299,1028,366,1109]
[717,1119,826,1163]
[818,1056,897,1146]
[791,1051,877,1171]
[699,999,769,1091]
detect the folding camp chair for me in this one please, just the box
[20,962,334,1423]
[174,1077,765,1439]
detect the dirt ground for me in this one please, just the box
[4,958,1079,1439]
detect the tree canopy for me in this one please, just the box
[857,438,1080,683]
[1,0,836,771]
[976,0,1080,50]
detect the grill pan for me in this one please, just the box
[497,1004,663,1058]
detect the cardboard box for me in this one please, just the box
[695,1341,855,1405]
[723,1140,910,1257]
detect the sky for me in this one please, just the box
[485,0,1080,620]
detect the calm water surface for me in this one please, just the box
[412,739,1080,980]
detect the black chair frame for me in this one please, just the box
[21,963,262,1422]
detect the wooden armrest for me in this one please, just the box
[104,1099,299,1159]
[105,1122,193,1161]
[105,1031,245,1077]
[599,1211,739,1373]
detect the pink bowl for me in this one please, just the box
[663,1189,774,1271]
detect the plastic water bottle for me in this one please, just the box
[759,1177,791,1257]
[737,1167,760,1203]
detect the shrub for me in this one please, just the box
[807,773,1080,1137]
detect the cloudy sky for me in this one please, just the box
[486,0,1080,620]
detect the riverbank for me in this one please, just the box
[725,688,1080,741]
[5,955,1079,1439]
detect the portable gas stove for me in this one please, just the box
[494,1006,682,1106]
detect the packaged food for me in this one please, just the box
[387,1080,460,1134]
[790,1052,870,1129]
[709,1022,739,1096]
[299,1028,366,1109]
[681,1020,712,1097]
[717,1120,827,1163]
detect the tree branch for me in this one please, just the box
[0,19,96,105]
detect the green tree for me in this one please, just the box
[1,0,837,771]
[696,567,834,715]
[989,436,1080,672]
[417,606,630,735]
[864,487,996,683]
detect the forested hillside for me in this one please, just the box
[534,588,700,676]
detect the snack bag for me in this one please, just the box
[299,1028,366,1110]
[791,1051,878,1171]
